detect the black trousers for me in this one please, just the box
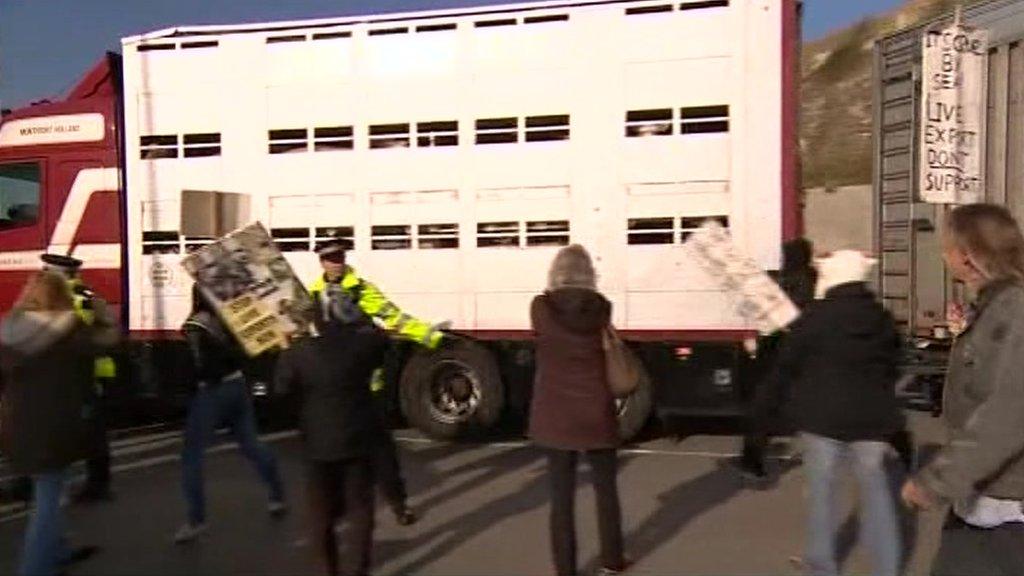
[544,448,624,576]
[370,394,408,512]
[306,457,375,576]
[740,334,785,476]
[373,430,408,512]
[83,398,111,492]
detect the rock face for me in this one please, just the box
[800,0,978,189]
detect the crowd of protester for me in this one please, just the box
[3,203,1024,575]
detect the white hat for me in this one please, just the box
[814,250,877,299]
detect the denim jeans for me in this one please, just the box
[182,373,284,525]
[801,433,900,576]
[20,471,68,576]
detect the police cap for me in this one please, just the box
[40,253,83,274]
[315,236,348,261]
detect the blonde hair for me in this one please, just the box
[947,204,1024,284]
[547,244,597,291]
[15,271,74,312]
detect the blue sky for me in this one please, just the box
[0,0,904,109]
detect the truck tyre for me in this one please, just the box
[400,339,505,439]
[617,352,654,442]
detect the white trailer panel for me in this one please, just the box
[122,0,791,334]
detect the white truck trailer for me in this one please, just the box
[0,0,800,437]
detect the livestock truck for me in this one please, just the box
[0,0,800,439]
[874,0,1024,412]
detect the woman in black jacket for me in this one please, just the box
[275,320,389,576]
[771,250,903,576]
[174,285,285,543]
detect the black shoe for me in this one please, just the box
[597,557,633,575]
[268,500,288,518]
[395,506,418,526]
[73,486,113,504]
[740,464,767,481]
[730,457,767,481]
[62,545,100,567]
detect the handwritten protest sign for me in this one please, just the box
[181,222,314,356]
[919,22,988,204]
[682,221,799,334]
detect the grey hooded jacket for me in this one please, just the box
[918,280,1024,502]
[0,310,95,474]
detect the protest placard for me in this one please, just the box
[682,221,799,334]
[919,21,988,204]
[180,222,314,356]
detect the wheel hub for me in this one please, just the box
[427,360,482,425]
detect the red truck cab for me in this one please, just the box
[0,54,124,318]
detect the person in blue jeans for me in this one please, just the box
[1,272,116,575]
[765,250,904,576]
[175,285,286,543]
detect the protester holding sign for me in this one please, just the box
[174,285,286,544]
[739,237,818,481]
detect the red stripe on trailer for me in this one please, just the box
[0,267,122,318]
[128,330,185,341]
[781,0,802,241]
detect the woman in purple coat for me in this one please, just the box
[529,244,626,576]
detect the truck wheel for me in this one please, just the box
[400,339,505,439]
[617,352,653,442]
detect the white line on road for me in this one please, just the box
[2,430,796,525]
[391,435,800,460]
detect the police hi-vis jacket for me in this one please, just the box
[308,266,443,350]
[68,278,117,380]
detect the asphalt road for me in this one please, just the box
[0,417,943,575]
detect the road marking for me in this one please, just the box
[391,435,801,460]
[0,430,301,525]
[2,430,798,524]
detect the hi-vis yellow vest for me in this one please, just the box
[69,280,116,380]
[308,267,443,350]
[309,268,441,393]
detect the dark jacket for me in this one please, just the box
[183,310,247,389]
[529,288,618,451]
[918,280,1024,502]
[0,310,94,474]
[748,241,817,421]
[274,323,389,461]
[769,282,903,441]
[777,238,817,310]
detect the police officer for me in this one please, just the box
[41,253,119,503]
[309,235,447,526]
